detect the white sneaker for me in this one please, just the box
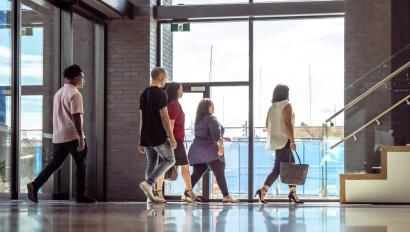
[139,181,156,202]
[181,190,196,203]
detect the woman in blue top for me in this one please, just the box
[188,98,238,203]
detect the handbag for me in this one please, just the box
[280,151,309,185]
[164,165,178,181]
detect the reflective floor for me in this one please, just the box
[0,201,409,232]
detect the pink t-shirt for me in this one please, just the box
[52,84,84,144]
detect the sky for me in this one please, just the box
[0,0,44,134]
[172,18,345,132]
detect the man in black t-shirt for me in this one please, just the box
[138,67,177,203]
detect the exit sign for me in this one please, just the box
[171,22,190,32]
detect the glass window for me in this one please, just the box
[161,23,173,80]
[19,0,59,193]
[210,86,249,199]
[0,0,12,193]
[253,18,344,197]
[21,27,44,86]
[170,21,248,83]
[171,0,248,5]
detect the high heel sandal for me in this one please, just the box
[181,190,196,203]
[254,189,267,204]
[288,189,304,204]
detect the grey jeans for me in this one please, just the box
[145,139,176,185]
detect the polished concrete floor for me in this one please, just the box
[0,201,409,232]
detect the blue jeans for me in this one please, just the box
[145,140,176,185]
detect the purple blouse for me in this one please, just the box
[187,115,225,165]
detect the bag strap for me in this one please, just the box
[292,151,302,164]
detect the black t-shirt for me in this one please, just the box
[139,86,168,147]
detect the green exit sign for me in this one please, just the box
[171,22,190,32]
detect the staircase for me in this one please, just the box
[323,44,410,203]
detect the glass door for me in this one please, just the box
[209,86,249,199]
[164,84,249,201]
[0,0,12,194]
[19,0,60,196]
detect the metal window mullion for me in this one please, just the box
[11,0,21,200]
[156,22,161,67]
[247,17,254,202]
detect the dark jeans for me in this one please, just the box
[33,139,88,197]
[191,159,229,197]
[263,140,296,188]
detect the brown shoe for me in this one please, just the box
[27,182,38,203]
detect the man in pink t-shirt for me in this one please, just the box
[27,64,96,203]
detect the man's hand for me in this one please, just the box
[170,137,177,150]
[138,145,146,154]
[77,137,85,152]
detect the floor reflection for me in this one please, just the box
[0,201,408,231]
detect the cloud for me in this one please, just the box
[0,45,11,60]
[21,54,43,82]
[21,112,43,130]
[0,45,43,81]
[0,64,11,78]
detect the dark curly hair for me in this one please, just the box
[165,82,181,104]
[195,98,213,126]
[63,64,82,80]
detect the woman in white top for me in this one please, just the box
[254,84,303,204]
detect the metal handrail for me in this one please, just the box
[330,94,410,149]
[325,61,410,123]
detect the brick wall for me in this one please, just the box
[391,0,410,145]
[344,0,392,172]
[105,1,156,201]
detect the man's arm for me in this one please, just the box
[159,107,177,149]
[72,113,85,151]
[138,110,145,154]
[70,93,85,152]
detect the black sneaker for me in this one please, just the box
[27,182,38,203]
[76,196,97,203]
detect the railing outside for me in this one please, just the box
[0,129,45,193]
[1,128,345,198]
[165,127,344,198]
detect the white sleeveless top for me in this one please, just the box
[266,100,295,150]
